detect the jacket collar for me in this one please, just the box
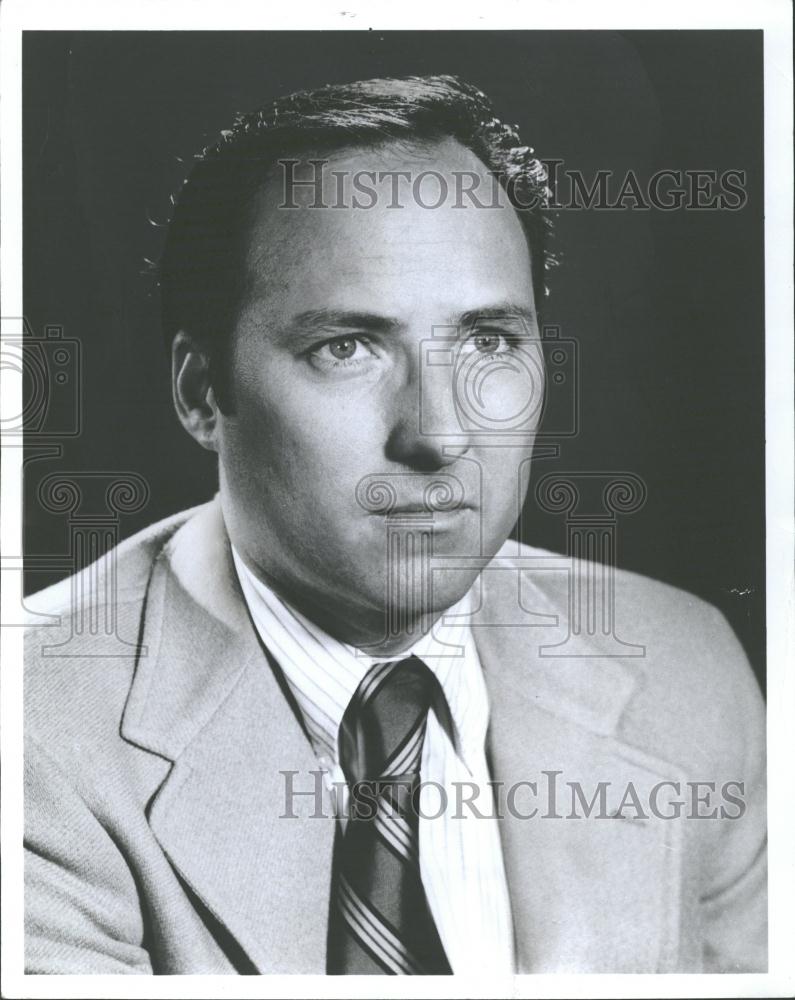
[121,498,258,760]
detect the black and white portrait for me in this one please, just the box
[2,5,792,995]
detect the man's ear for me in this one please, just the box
[171,331,221,452]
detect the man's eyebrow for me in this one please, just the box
[279,303,537,339]
[455,303,537,328]
[285,310,403,333]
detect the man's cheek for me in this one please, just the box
[481,459,529,523]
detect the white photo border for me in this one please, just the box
[1,2,792,998]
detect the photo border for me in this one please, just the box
[2,2,792,997]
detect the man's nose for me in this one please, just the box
[384,356,470,472]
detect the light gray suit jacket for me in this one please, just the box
[24,498,767,974]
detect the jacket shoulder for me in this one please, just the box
[499,539,764,774]
[25,503,204,621]
[24,502,208,750]
[501,537,740,647]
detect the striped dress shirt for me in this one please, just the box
[231,547,515,975]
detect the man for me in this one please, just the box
[24,75,766,975]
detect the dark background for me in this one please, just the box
[22,30,765,688]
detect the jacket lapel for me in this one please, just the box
[121,500,336,972]
[475,557,686,973]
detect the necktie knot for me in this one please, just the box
[339,655,440,784]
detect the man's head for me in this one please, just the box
[161,75,554,651]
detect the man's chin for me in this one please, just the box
[376,564,480,616]
[349,519,501,614]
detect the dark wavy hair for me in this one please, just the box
[157,74,555,405]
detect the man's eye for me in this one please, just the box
[464,331,514,355]
[325,337,357,360]
[473,333,501,354]
[309,335,375,368]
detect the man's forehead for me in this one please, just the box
[247,135,519,230]
[241,135,531,292]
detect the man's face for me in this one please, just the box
[216,137,543,648]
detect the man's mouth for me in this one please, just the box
[386,502,474,515]
[355,472,475,517]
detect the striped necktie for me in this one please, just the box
[326,655,453,975]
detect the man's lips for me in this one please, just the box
[387,502,474,513]
[355,473,474,516]
[369,501,476,517]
